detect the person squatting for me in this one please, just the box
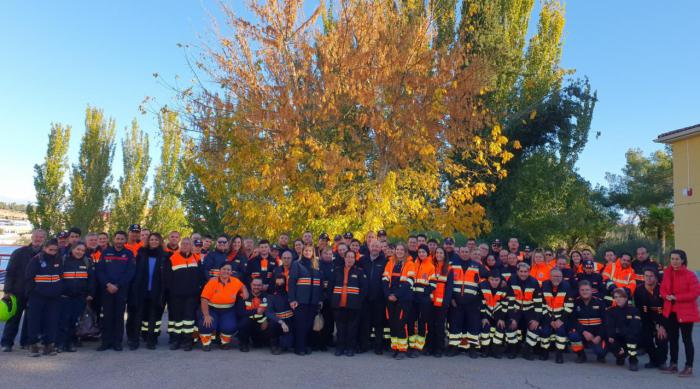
[1,227,698,378]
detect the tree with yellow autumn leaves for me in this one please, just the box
[180,0,517,239]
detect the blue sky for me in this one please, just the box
[1,1,698,203]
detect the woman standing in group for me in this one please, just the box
[660,249,700,377]
[57,242,94,353]
[570,251,584,274]
[292,239,304,261]
[427,247,452,357]
[330,250,367,357]
[411,244,435,356]
[164,238,203,351]
[288,245,322,355]
[383,243,415,359]
[132,233,166,349]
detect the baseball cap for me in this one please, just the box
[377,229,387,237]
[319,232,329,241]
[57,231,69,239]
[343,232,353,239]
[193,239,203,247]
[444,237,455,245]
[129,224,141,232]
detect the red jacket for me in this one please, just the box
[660,265,700,323]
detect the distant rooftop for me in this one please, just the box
[656,123,700,144]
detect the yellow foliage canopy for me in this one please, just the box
[183,0,513,239]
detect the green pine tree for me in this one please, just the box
[110,119,151,231]
[147,109,188,235]
[27,123,72,234]
[66,106,116,233]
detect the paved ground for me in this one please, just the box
[1,322,698,389]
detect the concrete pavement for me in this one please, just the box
[0,324,698,389]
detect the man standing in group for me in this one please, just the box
[358,240,388,354]
[125,224,143,257]
[165,231,180,254]
[96,231,136,351]
[632,246,663,287]
[1,229,46,352]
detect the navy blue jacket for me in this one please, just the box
[319,260,335,301]
[24,253,63,298]
[96,246,136,293]
[288,258,322,306]
[3,244,42,296]
[358,252,388,302]
[61,254,95,298]
[330,265,367,310]
[130,247,166,305]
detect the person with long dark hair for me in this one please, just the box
[57,242,94,352]
[426,247,452,357]
[382,243,415,359]
[130,233,167,349]
[660,249,699,377]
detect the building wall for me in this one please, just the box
[672,135,700,270]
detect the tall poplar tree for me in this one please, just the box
[110,119,151,231]
[27,123,71,234]
[147,109,188,235]
[66,106,116,233]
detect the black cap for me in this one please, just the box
[193,239,203,247]
[582,259,594,268]
[524,245,531,251]
[319,232,329,241]
[444,237,455,245]
[492,239,502,245]
[343,232,353,239]
[271,244,280,250]
[129,224,141,232]
[377,229,387,237]
[57,231,69,239]
[333,234,342,242]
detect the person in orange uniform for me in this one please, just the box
[479,270,510,358]
[411,244,436,356]
[124,224,143,257]
[383,243,415,359]
[427,247,452,357]
[530,250,552,286]
[199,263,248,351]
[164,238,203,351]
[331,250,367,357]
[603,252,636,305]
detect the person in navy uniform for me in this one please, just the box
[25,239,64,357]
[95,231,135,351]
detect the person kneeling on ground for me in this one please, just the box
[237,278,275,352]
[199,263,248,351]
[568,279,607,363]
[605,288,641,371]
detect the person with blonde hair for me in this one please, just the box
[288,245,322,355]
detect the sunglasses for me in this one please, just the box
[217,240,228,244]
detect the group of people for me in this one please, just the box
[1,226,698,378]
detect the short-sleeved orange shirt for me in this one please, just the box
[201,277,244,308]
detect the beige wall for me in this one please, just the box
[671,135,700,270]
